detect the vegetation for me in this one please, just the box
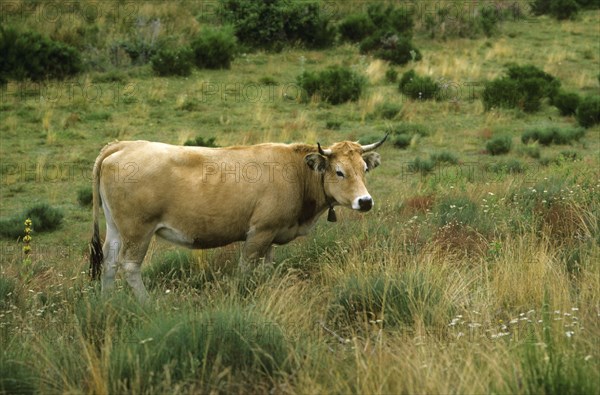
[576,95,600,127]
[0,2,598,394]
[150,46,194,77]
[297,65,366,104]
[191,27,237,69]
[399,69,439,100]
[486,135,513,155]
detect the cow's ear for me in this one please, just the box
[305,153,328,173]
[362,152,381,171]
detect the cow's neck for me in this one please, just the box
[299,166,331,226]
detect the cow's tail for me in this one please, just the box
[89,142,120,280]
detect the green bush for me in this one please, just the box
[325,120,342,130]
[360,30,421,66]
[77,186,93,207]
[218,0,334,50]
[554,91,581,116]
[385,68,398,83]
[297,66,366,105]
[486,135,512,155]
[150,46,193,77]
[532,0,582,19]
[192,27,237,69]
[399,69,439,100]
[183,136,219,147]
[338,13,375,42]
[0,203,63,239]
[0,27,82,82]
[386,122,429,137]
[576,95,600,128]
[425,4,500,39]
[482,64,560,112]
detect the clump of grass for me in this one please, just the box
[0,276,18,309]
[386,123,429,137]
[435,196,479,227]
[183,136,219,147]
[392,134,411,149]
[430,151,459,165]
[144,250,205,290]
[408,157,434,175]
[331,270,451,329]
[370,102,401,120]
[487,159,527,174]
[486,135,512,155]
[111,306,288,392]
[519,144,541,159]
[325,120,342,130]
[521,126,585,146]
[77,186,93,206]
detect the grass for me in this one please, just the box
[0,3,599,394]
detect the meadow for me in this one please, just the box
[1,1,599,393]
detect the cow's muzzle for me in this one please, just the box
[353,195,373,212]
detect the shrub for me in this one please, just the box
[386,122,429,137]
[399,69,439,100]
[0,27,82,82]
[297,66,366,105]
[183,136,219,147]
[425,4,500,39]
[191,27,237,69]
[360,30,421,66]
[338,13,375,42]
[521,144,541,159]
[554,91,581,116]
[150,46,193,77]
[218,0,334,50]
[486,135,512,155]
[550,0,580,19]
[0,203,63,239]
[576,95,600,128]
[77,187,93,206]
[385,68,398,83]
[482,64,560,112]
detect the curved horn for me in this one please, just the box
[361,133,389,152]
[317,142,332,156]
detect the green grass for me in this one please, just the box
[0,3,599,394]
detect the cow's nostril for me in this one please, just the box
[359,197,373,211]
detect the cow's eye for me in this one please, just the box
[336,170,345,178]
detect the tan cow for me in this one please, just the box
[89,136,387,301]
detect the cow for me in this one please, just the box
[89,135,387,302]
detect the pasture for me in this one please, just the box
[1,1,599,393]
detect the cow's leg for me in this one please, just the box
[101,221,120,295]
[118,235,152,303]
[241,230,275,270]
[264,245,275,264]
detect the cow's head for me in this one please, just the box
[305,134,387,212]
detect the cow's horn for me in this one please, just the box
[361,133,389,152]
[318,142,332,156]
